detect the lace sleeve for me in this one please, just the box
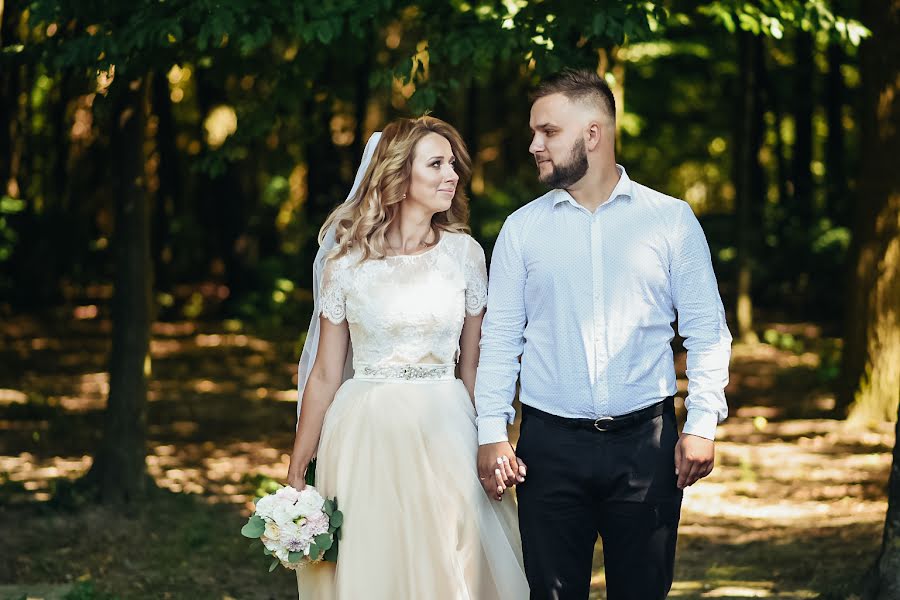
[319,257,347,323]
[463,236,488,316]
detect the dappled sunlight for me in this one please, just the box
[0,389,28,405]
[0,453,92,502]
[194,333,271,352]
[145,441,290,508]
[677,418,892,528]
[152,321,198,336]
[73,304,99,320]
[0,320,892,598]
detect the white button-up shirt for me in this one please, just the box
[475,166,732,444]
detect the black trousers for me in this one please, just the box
[516,401,682,600]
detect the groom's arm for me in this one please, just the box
[475,219,528,498]
[475,218,527,445]
[670,201,732,487]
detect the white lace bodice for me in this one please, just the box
[319,232,488,371]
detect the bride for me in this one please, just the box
[287,116,529,599]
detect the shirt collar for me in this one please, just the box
[552,164,634,209]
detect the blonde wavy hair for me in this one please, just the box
[319,116,473,261]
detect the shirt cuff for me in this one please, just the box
[477,416,510,445]
[682,408,719,441]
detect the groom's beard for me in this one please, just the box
[540,138,589,189]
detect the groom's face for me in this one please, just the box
[529,93,589,189]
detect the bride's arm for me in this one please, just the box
[287,316,350,489]
[458,311,485,405]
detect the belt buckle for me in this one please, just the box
[593,416,614,431]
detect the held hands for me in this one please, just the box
[674,433,715,489]
[477,442,527,501]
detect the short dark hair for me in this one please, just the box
[531,68,616,123]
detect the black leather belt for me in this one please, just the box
[522,397,674,432]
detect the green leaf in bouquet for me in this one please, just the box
[323,538,339,562]
[314,533,333,552]
[305,458,317,487]
[241,514,266,538]
[269,557,280,572]
[323,499,335,516]
[308,542,321,561]
[288,551,303,563]
[262,546,273,556]
[329,510,343,528]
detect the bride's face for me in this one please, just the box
[405,133,459,214]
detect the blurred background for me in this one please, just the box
[0,1,897,599]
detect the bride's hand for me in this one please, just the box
[287,456,310,490]
[478,442,526,500]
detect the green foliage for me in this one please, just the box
[695,0,869,44]
[763,329,843,385]
[0,196,25,263]
[816,339,842,385]
[314,532,333,551]
[241,514,266,538]
[307,541,321,560]
[1,0,872,325]
[243,473,282,499]
[62,582,120,600]
[323,538,340,562]
[329,509,343,528]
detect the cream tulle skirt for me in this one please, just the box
[296,377,529,599]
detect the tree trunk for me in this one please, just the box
[839,0,900,426]
[825,42,848,226]
[86,74,153,504]
[0,0,17,192]
[151,72,179,293]
[864,400,900,599]
[792,31,815,222]
[597,46,624,141]
[734,31,765,344]
[761,38,788,210]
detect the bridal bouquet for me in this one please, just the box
[241,482,343,572]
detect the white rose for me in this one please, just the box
[275,485,302,503]
[295,488,325,515]
[264,521,281,540]
[254,494,276,519]
[273,502,303,525]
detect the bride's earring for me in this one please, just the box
[402,193,407,199]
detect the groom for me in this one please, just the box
[475,69,732,600]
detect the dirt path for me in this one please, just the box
[0,317,892,599]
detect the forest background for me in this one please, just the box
[0,1,898,599]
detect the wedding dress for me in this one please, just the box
[296,231,529,599]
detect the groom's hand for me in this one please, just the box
[478,442,526,500]
[674,433,715,489]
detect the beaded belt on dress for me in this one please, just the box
[353,363,456,381]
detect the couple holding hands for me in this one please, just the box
[287,68,731,600]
